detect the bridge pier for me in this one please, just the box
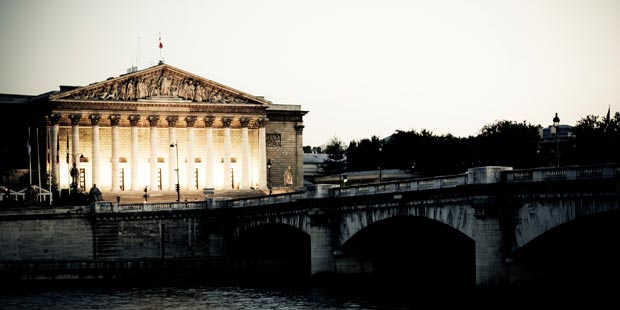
[308,209,335,279]
[473,215,507,286]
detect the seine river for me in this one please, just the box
[0,282,523,310]
[1,281,612,310]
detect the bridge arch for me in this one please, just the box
[337,204,474,246]
[511,209,620,288]
[335,215,476,289]
[230,222,311,282]
[514,196,620,249]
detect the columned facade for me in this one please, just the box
[167,116,178,191]
[185,116,197,191]
[204,116,215,189]
[148,115,160,192]
[129,115,140,191]
[222,117,233,190]
[89,114,101,187]
[43,63,306,198]
[109,114,121,191]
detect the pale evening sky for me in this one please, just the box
[1,0,619,147]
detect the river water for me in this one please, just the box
[0,282,520,310]
[1,282,616,310]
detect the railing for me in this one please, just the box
[93,200,209,213]
[331,173,469,197]
[503,164,620,183]
[91,164,620,213]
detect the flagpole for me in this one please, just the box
[36,128,42,201]
[28,127,32,185]
[48,126,53,205]
[67,132,70,192]
[159,33,163,63]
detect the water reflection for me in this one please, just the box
[1,281,617,309]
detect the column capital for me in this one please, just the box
[147,115,160,127]
[47,113,62,125]
[221,116,233,128]
[185,116,197,127]
[257,118,268,128]
[295,124,305,134]
[204,116,215,127]
[109,114,122,126]
[69,113,82,125]
[128,114,141,126]
[89,113,102,125]
[166,116,179,127]
[239,117,251,128]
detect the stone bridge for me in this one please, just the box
[2,164,619,288]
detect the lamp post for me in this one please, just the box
[378,146,383,183]
[553,113,560,168]
[169,143,180,202]
[267,159,272,195]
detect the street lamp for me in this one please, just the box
[267,159,272,195]
[169,143,180,202]
[341,174,348,187]
[553,113,560,168]
[378,146,383,183]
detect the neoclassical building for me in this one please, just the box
[43,63,306,194]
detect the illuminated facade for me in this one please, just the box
[46,63,306,193]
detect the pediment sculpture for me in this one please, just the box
[53,64,268,105]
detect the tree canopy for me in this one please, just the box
[315,110,619,177]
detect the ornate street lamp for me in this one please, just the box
[553,113,560,168]
[169,143,180,202]
[378,146,383,182]
[267,159,272,195]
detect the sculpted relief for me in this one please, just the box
[69,70,250,104]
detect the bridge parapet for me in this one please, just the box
[504,164,620,183]
[333,173,473,197]
[89,164,620,213]
[93,200,209,213]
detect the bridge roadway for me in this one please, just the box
[1,164,619,288]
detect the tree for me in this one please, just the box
[346,136,383,172]
[321,137,347,175]
[573,112,620,165]
[472,120,542,168]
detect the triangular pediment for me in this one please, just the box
[50,63,271,105]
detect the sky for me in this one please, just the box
[1,0,619,147]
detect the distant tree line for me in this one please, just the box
[317,111,620,177]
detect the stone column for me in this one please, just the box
[240,117,251,189]
[48,114,61,189]
[257,118,268,189]
[167,116,178,191]
[68,114,81,190]
[109,114,121,191]
[185,116,197,190]
[128,115,141,191]
[89,114,102,188]
[308,209,335,279]
[68,114,81,164]
[148,115,160,191]
[295,124,305,189]
[204,116,215,189]
[473,213,507,286]
[222,117,233,190]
